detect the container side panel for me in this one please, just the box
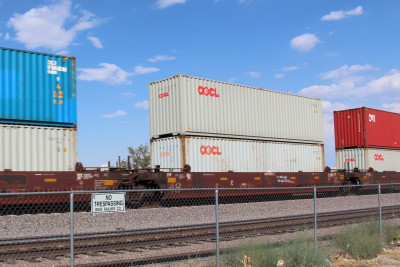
[364,108,400,149]
[0,124,77,171]
[0,48,77,126]
[151,137,182,170]
[151,136,324,172]
[150,75,323,143]
[149,75,180,137]
[335,107,400,149]
[334,108,365,149]
[336,147,400,171]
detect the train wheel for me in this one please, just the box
[340,182,351,196]
[125,185,146,208]
[143,184,163,205]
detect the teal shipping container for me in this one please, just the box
[0,47,77,127]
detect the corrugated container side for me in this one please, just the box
[149,75,324,143]
[336,147,400,171]
[334,107,400,149]
[0,47,77,127]
[0,124,77,171]
[151,136,324,172]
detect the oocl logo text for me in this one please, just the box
[374,154,384,161]
[198,86,219,97]
[345,158,356,162]
[200,145,222,155]
[159,92,169,98]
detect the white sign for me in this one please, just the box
[91,193,126,214]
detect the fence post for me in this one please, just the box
[313,186,317,250]
[215,189,220,267]
[70,191,74,267]
[378,184,382,240]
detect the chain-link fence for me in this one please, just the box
[1,183,399,266]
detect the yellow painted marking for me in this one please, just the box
[340,175,344,180]
[56,84,61,89]
[168,177,176,183]
[104,180,116,185]
[290,177,296,180]
[382,176,386,179]
[59,100,64,105]
[59,91,64,99]
[314,176,320,180]
[363,176,367,179]
[220,177,228,181]
[53,99,57,104]
[254,177,261,180]
[45,178,57,182]
[53,91,57,97]
[64,147,67,152]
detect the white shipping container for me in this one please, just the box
[336,148,400,172]
[151,136,324,172]
[0,124,77,171]
[149,75,323,143]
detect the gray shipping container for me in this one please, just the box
[149,74,323,143]
[151,136,325,172]
[336,148,400,172]
[0,124,77,171]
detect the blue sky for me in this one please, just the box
[0,0,399,168]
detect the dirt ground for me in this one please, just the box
[330,246,400,267]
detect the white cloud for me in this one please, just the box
[323,100,350,114]
[290,33,320,52]
[299,83,352,99]
[382,103,400,113]
[134,100,149,109]
[134,65,159,75]
[7,0,101,52]
[360,69,400,96]
[321,6,363,21]
[148,55,176,63]
[78,63,133,85]
[275,74,284,79]
[102,110,127,118]
[247,71,261,78]
[156,0,186,8]
[282,66,299,72]
[87,36,103,48]
[320,64,375,81]
[4,33,10,40]
[78,64,159,85]
[299,67,400,100]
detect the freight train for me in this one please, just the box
[1,48,400,206]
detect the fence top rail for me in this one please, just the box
[0,183,399,196]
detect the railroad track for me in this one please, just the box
[1,205,400,266]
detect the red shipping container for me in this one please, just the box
[334,107,400,149]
